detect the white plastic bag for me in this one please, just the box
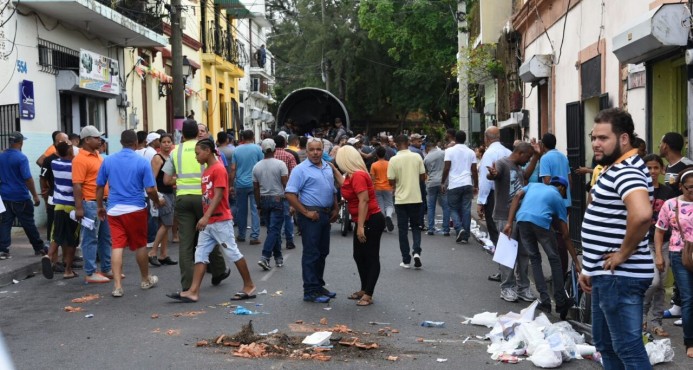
[528,342,563,368]
[467,312,498,328]
[645,338,675,365]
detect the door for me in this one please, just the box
[566,101,585,248]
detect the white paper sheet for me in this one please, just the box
[69,210,95,230]
[0,195,5,214]
[493,233,518,269]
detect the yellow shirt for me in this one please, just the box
[387,149,425,204]
[590,164,604,187]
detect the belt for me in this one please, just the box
[84,198,107,202]
[260,195,285,201]
[304,205,332,213]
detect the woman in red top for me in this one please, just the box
[335,145,385,306]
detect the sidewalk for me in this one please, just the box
[0,227,48,286]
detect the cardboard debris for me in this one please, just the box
[223,341,241,347]
[215,335,226,345]
[196,340,209,347]
[319,317,328,325]
[326,324,352,333]
[338,337,359,347]
[355,342,379,350]
[151,328,161,333]
[71,294,100,303]
[64,306,83,313]
[166,329,181,336]
[151,314,159,319]
[295,320,304,324]
[172,310,206,318]
[386,356,398,361]
[232,343,268,358]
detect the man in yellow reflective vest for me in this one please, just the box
[163,120,229,291]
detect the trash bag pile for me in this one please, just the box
[470,220,495,254]
[464,301,675,368]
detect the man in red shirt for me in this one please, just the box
[167,139,255,302]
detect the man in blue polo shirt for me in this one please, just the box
[96,130,163,297]
[286,137,339,303]
[503,176,581,319]
[231,130,264,245]
[0,131,47,259]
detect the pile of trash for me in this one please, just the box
[464,301,675,368]
[470,220,495,254]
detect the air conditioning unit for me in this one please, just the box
[116,92,129,108]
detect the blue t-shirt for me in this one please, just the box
[516,183,568,230]
[0,148,32,201]
[539,149,572,207]
[232,143,263,188]
[285,159,337,208]
[96,148,156,211]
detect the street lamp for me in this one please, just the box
[182,55,191,78]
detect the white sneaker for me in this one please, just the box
[674,319,682,326]
[141,275,158,289]
[399,262,411,269]
[500,288,518,302]
[517,289,536,302]
[146,242,153,249]
[413,254,422,269]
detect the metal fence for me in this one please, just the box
[0,104,20,151]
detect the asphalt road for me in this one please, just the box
[0,218,686,369]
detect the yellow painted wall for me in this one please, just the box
[651,57,687,151]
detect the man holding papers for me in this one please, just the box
[503,176,581,319]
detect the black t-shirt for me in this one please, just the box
[39,153,59,197]
[663,157,693,197]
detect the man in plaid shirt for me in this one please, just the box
[273,135,298,249]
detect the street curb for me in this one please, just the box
[0,261,40,287]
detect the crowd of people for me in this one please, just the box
[0,108,692,365]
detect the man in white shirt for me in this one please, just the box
[441,130,478,244]
[477,127,511,244]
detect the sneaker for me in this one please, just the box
[258,258,272,271]
[500,288,518,302]
[674,319,683,326]
[41,256,54,279]
[427,230,434,236]
[304,292,331,303]
[148,256,161,267]
[456,229,466,243]
[517,289,536,302]
[211,268,231,286]
[112,288,124,297]
[0,251,10,260]
[275,258,284,268]
[320,287,337,298]
[34,245,49,256]
[286,241,296,250]
[538,301,552,313]
[386,216,394,232]
[158,256,178,265]
[556,302,572,320]
[488,273,501,282]
[146,242,153,249]
[413,254,422,269]
[399,262,411,269]
[236,237,246,243]
[140,275,158,289]
[664,305,681,318]
[85,273,110,284]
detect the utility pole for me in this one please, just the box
[457,1,469,131]
[171,0,185,136]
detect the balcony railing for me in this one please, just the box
[250,50,274,77]
[96,0,164,34]
[204,20,249,69]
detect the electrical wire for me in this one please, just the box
[0,16,18,95]
[0,0,17,28]
[596,0,605,54]
[532,0,556,60]
[554,0,571,65]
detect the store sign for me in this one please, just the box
[19,80,35,120]
[79,49,120,94]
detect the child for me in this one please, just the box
[167,139,255,303]
[642,154,674,337]
[369,146,394,231]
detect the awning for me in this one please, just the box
[214,0,251,17]
[519,54,552,83]
[56,70,118,98]
[155,47,171,58]
[612,3,691,64]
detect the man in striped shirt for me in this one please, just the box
[42,141,80,279]
[580,108,654,370]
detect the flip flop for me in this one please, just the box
[166,292,197,303]
[63,272,79,279]
[230,292,256,301]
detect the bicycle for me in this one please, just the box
[564,258,591,324]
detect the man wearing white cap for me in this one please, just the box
[140,132,161,161]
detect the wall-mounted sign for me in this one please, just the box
[19,80,35,120]
[79,49,120,94]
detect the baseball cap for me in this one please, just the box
[410,133,422,140]
[80,125,103,139]
[7,131,28,144]
[550,176,569,198]
[261,138,276,153]
[347,137,360,145]
[146,132,161,145]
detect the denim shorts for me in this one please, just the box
[195,220,243,264]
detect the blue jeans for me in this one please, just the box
[81,200,111,276]
[591,275,652,370]
[235,187,260,240]
[517,221,564,304]
[298,211,331,295]
[395,203,422,264]
[447,185,473,240]
[282,199,294,244]
[0,199,45,253]
[426,186,450,232]
[670,252,693,347]
[260,197,284,260]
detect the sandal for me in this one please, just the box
[356,296,373,306]
[653,327,669,337]
[63,272,79,279]
[348,291,365,300]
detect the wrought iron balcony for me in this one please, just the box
[203,20,248,69]
[96,0,164,34]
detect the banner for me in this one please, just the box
[79,49,120,94]
[19,80,35,119]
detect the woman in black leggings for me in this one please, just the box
[334,145,385,306]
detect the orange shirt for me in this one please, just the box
[72,149,108,200]
[43,145,56,157]
[370,159,392,191]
